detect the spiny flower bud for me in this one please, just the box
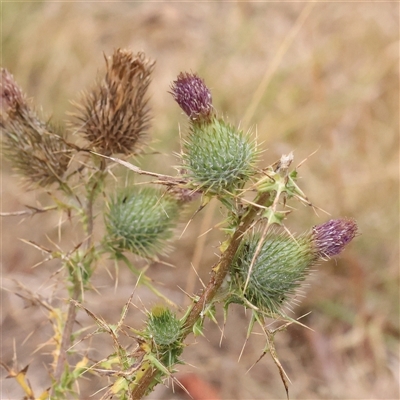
[1,68,70,188]
[104,187,179,258]
[182,118,258,194]
[170,72,213,122]
[312,218,358,258]
[230,233,315,315]
[145,306,182,348]
[73,49,155,155]
[229,218,358,315]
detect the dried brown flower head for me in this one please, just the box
[73,49,155,155]
[1,68,70,188]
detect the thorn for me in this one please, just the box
[296,146,320,169]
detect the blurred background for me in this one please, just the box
[1,2,399,399]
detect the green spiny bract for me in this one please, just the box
[146,306,182,348]
[104,187,179,258]
[143,306,184,371]
[182,118,258,194]
[229,232,316,315]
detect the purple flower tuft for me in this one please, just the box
[170,72,213,121]
[313,218,358,258]
[1,68,26,116]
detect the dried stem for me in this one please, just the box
[0,205,58,217]
[53,174,100,383]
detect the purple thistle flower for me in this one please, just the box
[170,72,213,122]
[312,218,358,258]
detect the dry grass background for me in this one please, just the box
[1,2,399,399]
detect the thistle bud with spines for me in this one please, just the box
[145,306,182,348]
[104,187,179,258]
[141,306,184,373]
[228,218,358,316]
[182,118,258,194]
[170,72,258,195]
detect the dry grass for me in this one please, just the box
[1,2,399,399]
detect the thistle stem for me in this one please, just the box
[53,177,98,383]
[129,191,270,399]
[182,191,270,335]
[53,283,80,381]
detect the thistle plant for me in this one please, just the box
[1,50,358,399]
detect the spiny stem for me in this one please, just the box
[53,283,80,381]
[129,191,270,399]
[182,191,270,336]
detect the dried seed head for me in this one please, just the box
[74,49,155,155]
[312,218,358,258]
[170,72,213,122]
[1,68,70,188]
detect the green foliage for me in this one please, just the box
[64,248,97,291]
